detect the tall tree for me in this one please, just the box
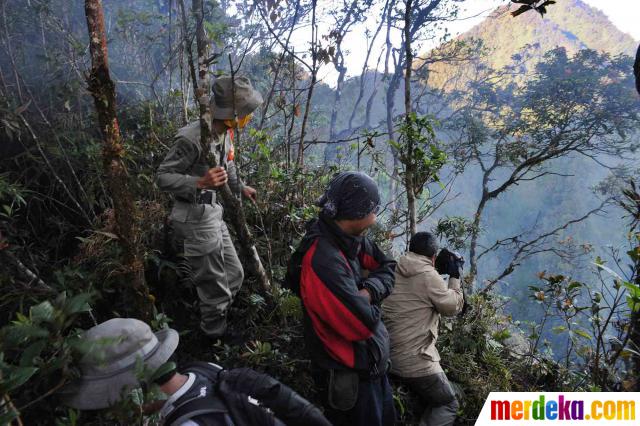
[295,0,318,168]
[378,0,458,237]
[84,0,153,320]
[367,1,448,239]
[403,0,416,235]
[455,49,640,288]
[383,0,448,138]
[326,0,373,144]
[380,0,460,218]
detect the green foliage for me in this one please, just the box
[436,296,517,420]
[0,292,95,422]
[526,261,636,390]
[0,175,27,219]
[435,216,476,250]
[275,290,303,322]
[623,281,640,313]
[395,113,447,198]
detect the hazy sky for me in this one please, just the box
[584,0,640,40]
[297,0,640,86]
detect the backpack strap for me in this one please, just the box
[284,235,317,295]
[174,363,282,426]
[182,361,224,382]
[163,363,229,426]
[164,395,230,426]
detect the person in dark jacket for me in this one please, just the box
[59,318,330,426]
[286,171,397,426]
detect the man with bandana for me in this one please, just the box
[156,76,262,339]
[285,171,397,426]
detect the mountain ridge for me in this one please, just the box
[427,0,638,89]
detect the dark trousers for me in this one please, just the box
[313,369,396,426]
[403,372,458,426]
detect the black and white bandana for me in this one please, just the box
[316,172,380,220]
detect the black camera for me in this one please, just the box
[435,248,464,279]
[435,248,469,316]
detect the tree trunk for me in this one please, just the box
[84,0,153,321]
[297,70,316,168]
[348,0,389,132]
[324,53,346,163]
[406,172,416,236]
[468,195,487,290]
[296,0,318,168]
[385,71,402,152]
[404,0,416,237]
[329,56,346,141]
[217,186,271,290]
[382,4,401,212]
[179,0,198,94]
[192,0,212,144]
[385,70,402,212]
[191,0,270,291]
[404,0,413,120]
[635,44,640,96]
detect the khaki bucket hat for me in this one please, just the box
[211,75,263,120]
[59,318,179,410]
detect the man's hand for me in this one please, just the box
[358,288,371,303]
[197,167,228,189]
[242,185,258,202]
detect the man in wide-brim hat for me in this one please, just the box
[156,75,262,340]
[59,318,332,426]
[59,318,179,410]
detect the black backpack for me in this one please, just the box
[283,220,320,295]
[164,362,330,426]
[283,241,310,296]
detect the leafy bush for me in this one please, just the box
[0,292,94,424]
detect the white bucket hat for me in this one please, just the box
[211,75,263,120]
[59,318,179,410]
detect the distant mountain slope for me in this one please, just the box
[428,0,638,89]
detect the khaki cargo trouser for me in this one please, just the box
[170,202,244,337]
[402,371,458,426]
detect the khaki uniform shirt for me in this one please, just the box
[383,252,463,378]
[155,122,246,337]
[156,121,243,223]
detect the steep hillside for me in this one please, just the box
[428,0,638,89]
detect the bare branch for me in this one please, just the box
[480,200,610,294]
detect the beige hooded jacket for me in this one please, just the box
[383,252,463,378]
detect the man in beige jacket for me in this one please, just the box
[383,232,464,426]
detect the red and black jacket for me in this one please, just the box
[286,214,396,375]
